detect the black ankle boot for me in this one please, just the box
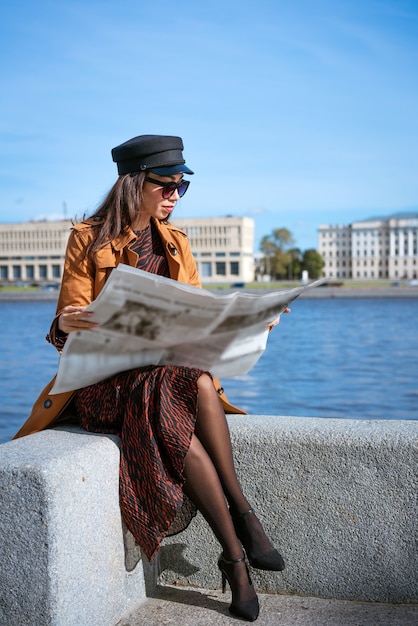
[217,553,260,622]
[231,508,285,572]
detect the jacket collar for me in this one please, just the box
[111,228,137,252]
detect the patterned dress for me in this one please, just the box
[74,222,205,561]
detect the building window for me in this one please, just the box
[26,265,35,279]
[13,266,21,279]
[39,265,47,279]
[215,252,226,257]
[0,266,8,279]
[216,262,226,276]
[230,261,239,275]
[52,265,61,278]
[201,262,212,277]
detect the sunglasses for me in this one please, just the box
[145,176,190,199]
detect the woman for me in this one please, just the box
[15,135,285,622]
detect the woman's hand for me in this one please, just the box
[58,305,99,334]
[266,307,291,333]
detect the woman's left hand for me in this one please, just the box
[266,307,291,332]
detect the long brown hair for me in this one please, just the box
[86,171,147,260]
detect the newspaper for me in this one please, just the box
[51,264,325,394]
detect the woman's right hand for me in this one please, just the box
[58,305,99,334]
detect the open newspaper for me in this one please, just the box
[51,264,325,394]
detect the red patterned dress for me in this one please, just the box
[74,222,205,561]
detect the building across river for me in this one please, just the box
[3,211,417,286]
[318,212,418,280]
[0,216,255,285]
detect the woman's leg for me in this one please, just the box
[183,433,256,602]
[195,375,250,511]
[193,374,277,557]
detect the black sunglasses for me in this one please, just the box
[145,176,190,199]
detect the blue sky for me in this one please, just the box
[1,0,417,251]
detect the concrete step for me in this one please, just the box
[116,585,418,626]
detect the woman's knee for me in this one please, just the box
[197,373,215,395]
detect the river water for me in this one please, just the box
[1,298,417,444]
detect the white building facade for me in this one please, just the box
[318,213,418,280]
[0,216,254,285]
[171,216,254,283]
[0,220,72,283]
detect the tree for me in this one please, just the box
[259,228,325,281]
[301,249,325,279]
[287,247,303,280]
[260,228,295,280]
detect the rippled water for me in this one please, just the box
[226,297,418,421]
[1,298,417,443]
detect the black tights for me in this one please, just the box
[182,374,266,600]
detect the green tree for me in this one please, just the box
[260,228,295,280]
[259,229,325,280]
[301,249,325,279]
[287,247,303,280]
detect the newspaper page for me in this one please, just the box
[51,264,325,394]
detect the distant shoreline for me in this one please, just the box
[1,286,418,301]
[298,286,418,298]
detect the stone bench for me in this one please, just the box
[0,426,151,626]
[1,416,417,626]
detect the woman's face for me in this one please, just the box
[139,172,183,224]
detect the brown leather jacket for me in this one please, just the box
[14,217,245,439]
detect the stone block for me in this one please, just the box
[0,427,146,626]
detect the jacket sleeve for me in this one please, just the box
[57,229,96,311]
[47,229,96,350]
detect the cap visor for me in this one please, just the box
[149,164,194,175]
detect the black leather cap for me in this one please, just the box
[111,134,194,175]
